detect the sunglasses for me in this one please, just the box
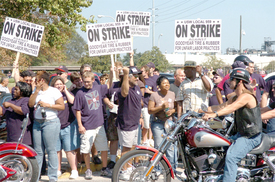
[57,72,63,75]
[25,79,33,83]
[130,74,139,78]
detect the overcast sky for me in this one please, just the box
[77,0,275,54]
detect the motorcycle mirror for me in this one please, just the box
[201,103,208,112]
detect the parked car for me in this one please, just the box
[159,73,175,84]
[264,72,275,82]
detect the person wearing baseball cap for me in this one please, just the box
[55,65,72,88]
[115,67,143,180]
[176,60,213,117]
[209,69,226,106]
[146,62,159,82]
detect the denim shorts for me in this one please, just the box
[56,119,80,151]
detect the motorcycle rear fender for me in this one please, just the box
[135,145,175,179]
[0,142,37,158]
[256,147,275,167]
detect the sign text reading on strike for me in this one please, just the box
[116,15,150,25]
[88,26,130,42]
[3,21,43,43]
[175,24,221,38]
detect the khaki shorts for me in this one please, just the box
[80,125,108,154]
[117,128,138,148]
[142,108,150,129]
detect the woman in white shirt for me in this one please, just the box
[29,71,65,182]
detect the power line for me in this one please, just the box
[160,0,206,17]
[155,0,174,8]
[157,0,190,13]
[136,0,151,11]
[158,0,226,23]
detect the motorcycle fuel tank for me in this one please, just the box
[185,127,231,148]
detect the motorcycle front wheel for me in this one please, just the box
[112,149,171,182]
[0,155,39,182]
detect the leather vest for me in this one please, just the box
[234,93,262,138]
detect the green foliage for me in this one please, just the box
[64,31,87,63]
[0,0,94,47]
[79,54,115,74]
[122,49,142,66]
[202,55,229,70]
[263,60,275,73]
[0,0,94,67]
[122,47,172,72]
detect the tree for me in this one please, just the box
[263,60,275,73]
[78,54,114,74]
[136,46,172,72]
[122,49,142,66]
[0,0,94,67]
[201,55,229,70]
[63,31,87,63]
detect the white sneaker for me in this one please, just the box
[119,170,130,181]
[57,170,62,177]
[69,170,79,179]
[142,140,150,147]
[180,171,187,179]
[148,139,154,147]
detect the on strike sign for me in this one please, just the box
[0,17,44,57]
[174,19,222,53]
[86,22,132,56]
[116,11,151,37]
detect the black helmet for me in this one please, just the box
[230,68,250,83]
[234,55,252,66]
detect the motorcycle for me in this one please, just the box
[0,114,39,182]
[112,110,275,182]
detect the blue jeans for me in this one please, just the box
[151,120,178,172]
[223,132,262,182]
[267,117,275,133]
[56,119,80,151]
[33,118,61,181]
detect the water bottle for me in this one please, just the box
[41,107,46,119]
[165,107,169,117]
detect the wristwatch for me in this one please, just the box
[214,111,218,117]
[200,72,204,77]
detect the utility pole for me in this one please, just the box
[152,0,155,48]
[239,15,242,55]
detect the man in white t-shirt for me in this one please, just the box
[0,76,10,94]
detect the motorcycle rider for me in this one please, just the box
[202,68,262,182]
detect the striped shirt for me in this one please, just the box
[176,76,213,113]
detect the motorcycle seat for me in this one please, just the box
[249,133,275,154]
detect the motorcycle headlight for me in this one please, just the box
[164,119,176,134]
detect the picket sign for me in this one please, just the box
[0,17,44,76]
[174,19,222,53]
[115,11,151,37]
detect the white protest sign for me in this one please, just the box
[116,11,151,37]
[0,17,44,57]
[86,22,132,56]
[174,19,222,53]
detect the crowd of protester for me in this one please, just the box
[0,54,272,181]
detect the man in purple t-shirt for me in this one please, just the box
[116,66,142,171]
[209,70,226,106]
[72,71,112,178]
[147,62,159,82]
[246,61,266,103]
[140,65,158,147]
